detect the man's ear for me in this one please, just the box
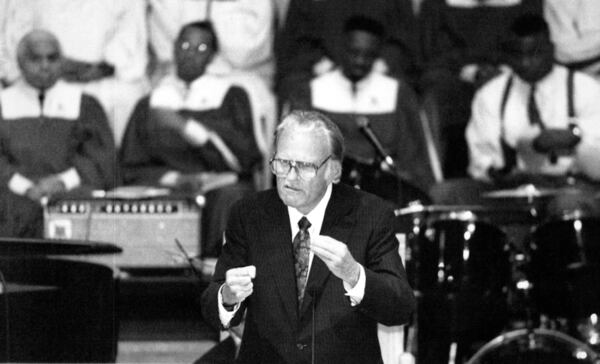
[328,160,343,184]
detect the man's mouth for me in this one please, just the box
[284,184,300,192]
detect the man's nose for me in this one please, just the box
[285,166,300,181]
[521,57,535,68]
[354,54,368,66]
[39,57,51,70]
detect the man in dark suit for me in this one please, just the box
[201,110,415,364]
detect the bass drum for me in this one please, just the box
[412,213,512,363]
[467,328,600,364]
[412,214,510,295]
[529,214,600,320]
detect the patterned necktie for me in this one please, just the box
[293,216,311,307]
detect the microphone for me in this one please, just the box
[307,285,323,364]
[355,116,429,205]
[356,116,395,170]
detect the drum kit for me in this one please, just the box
[397,184,600,364]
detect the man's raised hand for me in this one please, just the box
[311,235,361,287]
[222,265,256,306]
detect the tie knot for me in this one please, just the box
[298,216,311,231]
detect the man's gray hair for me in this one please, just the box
[274,110,345,161]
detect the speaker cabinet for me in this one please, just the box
[44,195,204,268]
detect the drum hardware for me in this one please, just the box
[466,328,600,364]
[447,292,460,364]
[400,323,417,364]
[577,314,600,349]
[514,276,537,333]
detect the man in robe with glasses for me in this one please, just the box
[201,110,415,364]
[120,21,261,260]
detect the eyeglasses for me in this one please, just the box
[270,156,331,180]
[177,41,210,54]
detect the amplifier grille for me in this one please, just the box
[44,198,202,269]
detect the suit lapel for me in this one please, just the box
[300,184,357,317]
[260,191,299,325]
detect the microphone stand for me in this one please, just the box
[307,285,323,364]
[355,116,429,204]
[0,269,10,362]
[312,293,316,364]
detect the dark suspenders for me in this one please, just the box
[567,69,577,126]
[499,75,514,139]
[499,75,516,173]
[498,69,577,172]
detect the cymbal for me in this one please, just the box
[395,204,496,216]
[1,282,59,295]
[482,184,562,199]
[0,237,122,257]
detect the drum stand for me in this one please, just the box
[447,292,459,364]
[515,275,537,335]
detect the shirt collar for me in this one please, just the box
[287,183,333,235]
[514,65,558,90]
[15,78,60,97]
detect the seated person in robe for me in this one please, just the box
[287,16,434,205]
[119,21,261,259]
[0,30,116,238]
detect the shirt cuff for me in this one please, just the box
[58,168,81,191]
[344,264,366,306]
[159,171,180,186]
[184,119,209,146]
[8,173,34,195]
[218,284,241,328]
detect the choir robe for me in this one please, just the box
[0,80,116,237]
[0,0,150,146]
[290,69,435,205]
[119,74,261,257]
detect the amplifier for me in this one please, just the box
[44,191,204,269]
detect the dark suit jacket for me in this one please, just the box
[201,183,415,364]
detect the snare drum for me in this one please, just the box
[529,211,600,320]
[467,328,599,364]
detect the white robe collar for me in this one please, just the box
[1,79,82,120]
[150,73,232,111]
[311,68,398,114]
